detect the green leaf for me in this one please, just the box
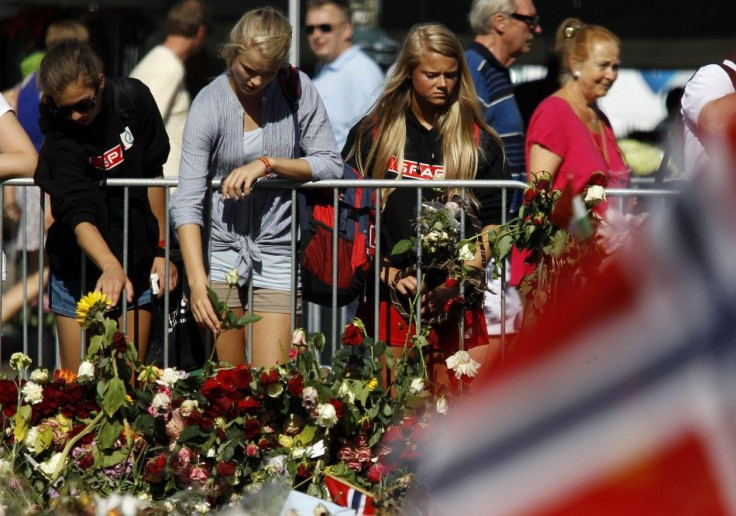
[177,424,201,444]
[233,313,262,327]
[14,405,32,443]
[97,417,124,450]
[100,377,127,417]
[88,334,103,357]
[383,404,393,417]
[93,447,128,468]
[495,234,513,261]
[206,286,222,310]
[295,424,317,446]
[391,239,414,256]
[35,425,54,453]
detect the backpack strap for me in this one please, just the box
[277,64,301,114]
[109,77,138,123]
[718,63,736,90]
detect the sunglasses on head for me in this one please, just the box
[510,12,541,29]
[305,23,334,35]
[49,85,100,118]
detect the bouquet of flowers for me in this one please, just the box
[490,172,610,315]
[390,196,487,326]
[0,271,479,514]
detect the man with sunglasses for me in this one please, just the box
[305,0,384,150]
[465,0,541,352]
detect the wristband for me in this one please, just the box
[258,157,272,175]
[155,247,166,258]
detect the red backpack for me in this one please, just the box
[299,163,376,307]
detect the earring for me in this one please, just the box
[573,70,582,79]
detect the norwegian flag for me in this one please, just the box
[324,474,376,515]
[411,136,736,515]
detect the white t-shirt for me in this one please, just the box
[681,59,736,177]
[0,92,12,118]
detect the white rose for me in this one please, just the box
[77,361,96,382]
[226,268,240,287]
[338,381,356,404]
[315,403,338,428]
[302,386,319,404]
[458,242,475,261]
[180,399,199,417]
[151,392,172,413]
[24,426,40,453]
[436,396,448,415]
[292,328,308,346]
[584,185,606,205]
[409,378,426,395]
[21,381,44,405]
[158,368,185,388]
[30,368,49,384]
[445,350,481,379]
[39,452,65,477]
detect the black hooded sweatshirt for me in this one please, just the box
[34,78,169,295]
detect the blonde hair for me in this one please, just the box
[45,20,89,48]
[221,6,292,67]
[346,22,500,200]
[555,17,620,76]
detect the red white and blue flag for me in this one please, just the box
[412,135,736,514]
[324,474,376,515]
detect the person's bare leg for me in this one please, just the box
[248,311,294,368]
[213,306,248,366]
[56,315,85,372]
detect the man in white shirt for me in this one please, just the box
[681,59,736,178]
[130,0,207,178]
[306,0,384,150]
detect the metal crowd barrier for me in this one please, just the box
[0,177,681,370]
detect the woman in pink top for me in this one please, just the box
[526,18,629,193]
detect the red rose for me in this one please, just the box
[536,177,551,191]
[246,443,260,457]
[523,188,537,205]
[113,331,128,355]
[76,451,94,469]
[444,277,458,288]
[144,453,167,483]
[235,396,261,416]
[400,445,421,462]
[216,461,236,477]
[341,324,363,346]
[382,425,404,443]
[296,463,312,478]
[217,365,252,392]
[201,417,215,431]
[259,369,280,386]
[367,462,389,483]
[286,374,304,397]
[258,438,270,450]
[328,398,344,419]
[532,214,545,226]
[244,417,261,439]
[186,411,203,426]
[587,170,607,187]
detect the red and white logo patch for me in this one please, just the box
[89,144,124,171]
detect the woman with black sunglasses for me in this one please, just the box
[34,41,178,372]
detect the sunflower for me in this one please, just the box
[75,291,112,327]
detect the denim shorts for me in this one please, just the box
[49,273,152,318]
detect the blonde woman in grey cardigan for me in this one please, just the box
[171,7,342,367]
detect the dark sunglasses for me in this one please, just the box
[49,85,100,118]
[510,12,541,29]
[305,23,334,35]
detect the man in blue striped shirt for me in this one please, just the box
[465,0,542,342]
[465,0,542,215]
